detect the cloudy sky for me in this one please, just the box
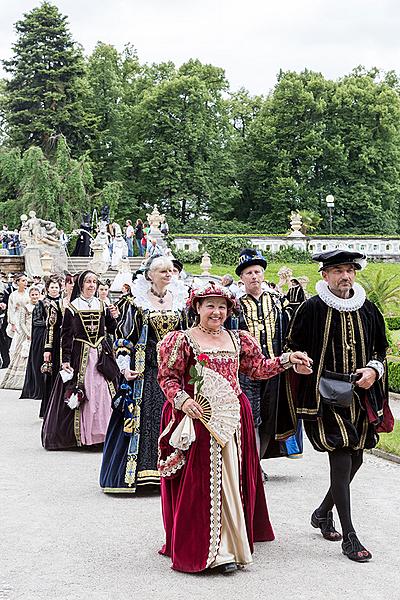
[1,0,399,94]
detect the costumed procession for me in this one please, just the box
[0,201,395,576]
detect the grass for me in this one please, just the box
[377,420,400,456]
[185,261,400,313]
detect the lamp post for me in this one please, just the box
[326,194,335,234]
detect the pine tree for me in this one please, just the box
[2,2,88,155]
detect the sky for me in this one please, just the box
[1,0,400,95]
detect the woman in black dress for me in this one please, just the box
[21,277,61,401]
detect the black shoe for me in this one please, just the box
[262,469,269,483]
[311,509,342,541]
[219,562,237,574]
[342,532,372,562]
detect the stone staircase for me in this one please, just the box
[67,256,143,282]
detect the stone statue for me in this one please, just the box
[88,221,111,274]
[21,211,67,277]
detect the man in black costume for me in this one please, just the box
[285,250,391,563]
[235,249,292,466]
[72,214,92,257]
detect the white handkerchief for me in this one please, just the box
[169,415,196,451]
[60,368,74,383]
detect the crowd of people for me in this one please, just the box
[0,247,392,573]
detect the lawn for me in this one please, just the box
[377,420,400,456]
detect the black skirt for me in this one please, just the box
[20,324,45,400]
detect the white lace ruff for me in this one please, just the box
[131,274,188,311]
[316,280,366,312]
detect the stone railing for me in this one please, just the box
[172,234,400,262]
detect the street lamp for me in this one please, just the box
[326,194,335,234]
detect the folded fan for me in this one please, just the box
[195,366,240,447]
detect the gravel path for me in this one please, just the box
[1,388,399,600]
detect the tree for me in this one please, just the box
[123,60,239,223]
[2,2,89,155]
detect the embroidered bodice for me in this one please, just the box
[185,331,241,395]
[157,329,285,408]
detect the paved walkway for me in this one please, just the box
[1,388,400,600]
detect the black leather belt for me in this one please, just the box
[322,370,360,383]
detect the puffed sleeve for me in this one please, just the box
[239,330,285,380]
[157,331,191,408]
[61,307,74,364]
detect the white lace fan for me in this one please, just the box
[195,366,240,447]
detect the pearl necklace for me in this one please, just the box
[197,324,222,336]
[150,287,168,304]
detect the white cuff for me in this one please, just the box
[116,354,130,373]
[366,360,384,380]
[174,390,191,410]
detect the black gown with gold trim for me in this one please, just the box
[100,298,184,492]
[41,300,118,450]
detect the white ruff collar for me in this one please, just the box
[316,280,366,312]
[132,274,188,311]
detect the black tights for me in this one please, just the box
[317,449,364,539]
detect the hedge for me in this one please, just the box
[386,317,400,331]
[388,360,400,393]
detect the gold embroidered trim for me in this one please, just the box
[315,307,333,412]
[137,470,160,479]
[149,312,180,341]
[317,417,335,451]
[74,336,105,349]
[167,332,185,369]
[74,407,82,447]
[206,437,222,568]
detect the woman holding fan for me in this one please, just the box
[157,282,312,574]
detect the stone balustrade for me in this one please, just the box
[173,235,400,262]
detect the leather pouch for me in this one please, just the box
[319,376,353,408]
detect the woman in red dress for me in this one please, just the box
[157,282,312,574]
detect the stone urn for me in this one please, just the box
[200,252,212,276]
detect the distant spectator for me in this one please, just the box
[221,273,241,297]
[134,219,145,257]
[125,220,134,257]
[146,238,163,259]
[160,218,169,237]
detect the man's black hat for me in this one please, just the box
[235,248,267,276]
[172,259,183,273]
[312,250,366,271]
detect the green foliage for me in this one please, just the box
[2,2,89,155]
[203,237,251,264]
[268,247,313,263]
[358,269,400,314]
[171,247,203,264]
[386,317,400,331]
[388,360,400,393]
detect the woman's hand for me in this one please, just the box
[290,351,313,375]
[61,362,73,373]
[122,369,139,381]
[182,397,204,419]
[43,351,52,363]
[108,304,119,319]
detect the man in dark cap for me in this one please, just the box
[285,250,391,563]
[234,249,296,471]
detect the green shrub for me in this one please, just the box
[388,360,400,393]
[386,317,400,330]
[204,237,251,264]
[271,247,313,263]
[171,248,203,264]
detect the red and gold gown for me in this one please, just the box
[157,328,286,573]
